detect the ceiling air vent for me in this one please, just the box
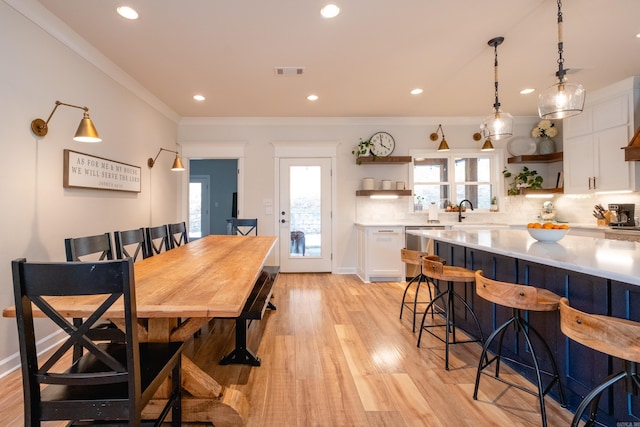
[275,67,305,76]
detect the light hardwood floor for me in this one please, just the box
[1,273,575,426]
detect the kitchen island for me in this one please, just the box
[406,229,640,424]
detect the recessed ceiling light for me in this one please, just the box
[410,88,423,95]
[520,88,535,95]
[116,6,139,20]
[307,95,319,101]
[193,94,205,101]
[320,4,340,19]
[636,32,640,39]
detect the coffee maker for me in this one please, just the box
[608,203,636,227]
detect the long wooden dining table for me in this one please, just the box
[3,234,278,426]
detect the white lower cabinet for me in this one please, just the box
[356,225,404,282]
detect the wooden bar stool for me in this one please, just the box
[473,271,565,427]
[559,297,640,427]
[417,256,484,370]
[400,249,440,332]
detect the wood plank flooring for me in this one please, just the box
[0,273,575,426]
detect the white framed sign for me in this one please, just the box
[63,149,141,193]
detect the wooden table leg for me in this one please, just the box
[141,318,249,425]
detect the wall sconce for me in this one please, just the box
[430,124,450,151]
[31,100,101,142]
[481,37,513,141]
[537,0,585,119]
[477,129,494,151]
[148,148,185,171]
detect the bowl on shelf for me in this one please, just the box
[527,227,569,242]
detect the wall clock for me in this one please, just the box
[369,132,395,156]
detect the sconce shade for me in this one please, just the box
[171,155,185,171]
[438,139,450,151]
[30,101,101,142]
[538,0,585,119]
[538,81,585,119]
[73,112,101,142]
[148,148,185,172]
[480,139,495,151]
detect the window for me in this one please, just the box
[411,150,501,210]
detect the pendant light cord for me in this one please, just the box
[493,42,500,112]
[556,0,566,82]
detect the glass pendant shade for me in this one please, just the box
[538,0,585,119]
[482,110,513,141]
[538,80,585,119]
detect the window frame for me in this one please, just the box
[409,148,505,211]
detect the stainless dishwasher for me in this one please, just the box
[404,225,445,278]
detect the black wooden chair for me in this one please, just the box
[11,258,183,426]
[145,225,171,255]
[114,228,150,261]
[64,233,114,262]
[168,221,189,248]
[230,218,258,236]
[65,233,119,360]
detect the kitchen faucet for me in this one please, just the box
[458,199,474,222]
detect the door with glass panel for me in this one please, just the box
[279,158,332,272]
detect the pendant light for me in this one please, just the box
[538,0,585,119]
[482,37,513,141]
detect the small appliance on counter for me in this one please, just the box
[540,201,556,221]
[608,203,635,227]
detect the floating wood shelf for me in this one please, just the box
[356,190,412,197]
[356,156,412,165]
[520,187,564,195]
[508,152,563,164]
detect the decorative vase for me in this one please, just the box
[538,137,556,155]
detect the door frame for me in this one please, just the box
[178,142,246,231]
[273,141,339,273]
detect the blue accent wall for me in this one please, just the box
[190,159,238,235]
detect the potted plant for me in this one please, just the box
[414,195,424,211]
[490,196,499,212]
[352,138,376,164]
[502,166,543,195]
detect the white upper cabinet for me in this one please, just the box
[563,77,640,194]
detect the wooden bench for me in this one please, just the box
[219,266,279,366]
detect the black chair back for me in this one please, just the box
[64,233,113,261]
[169,221,189,248]
[114,228,150,261]
[11,258,183,425]
[145,225,171,255]
[230,218,258,236]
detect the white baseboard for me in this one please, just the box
[0,330,66,379]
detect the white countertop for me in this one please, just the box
[406,229,640,286]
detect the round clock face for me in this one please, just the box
[370,132,395,156]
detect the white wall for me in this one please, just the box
[0,1,181,374]
[177,117,546,273]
